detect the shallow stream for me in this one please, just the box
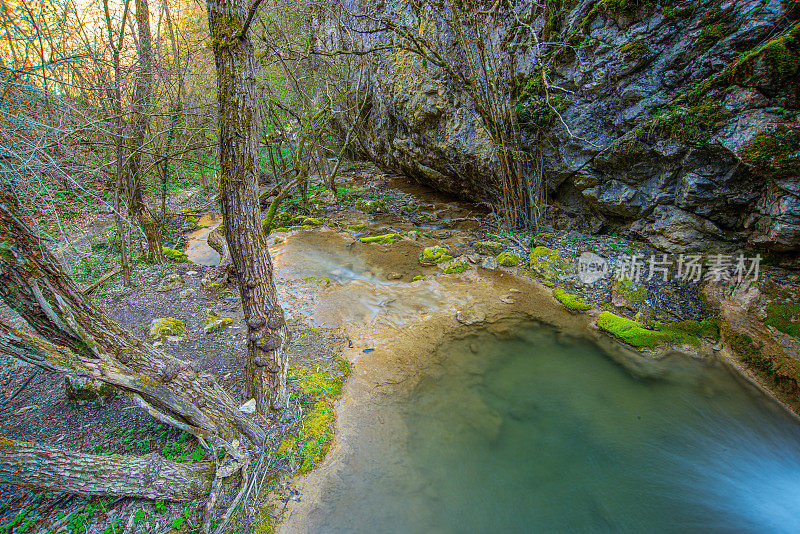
[289,323,800,533]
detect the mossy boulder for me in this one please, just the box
[355,199,386,214]
[441,256,470,274]
[553,288,591,312]
[359,233,399,244]
[149,317,185,339]
[162,247,188,263]
[419,245,452,265]
[204,309,234,334]
[611,276,648,308]
[303,276,331,286]
[472,241,506,255]
[528,247,571,280]
[155,273,184,292]
[496,251,523,267]
[345,223,367,230]
[597,312,706,348]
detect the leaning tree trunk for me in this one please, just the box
[0,191,265,450]
[207,0,289,413]
[0,439,212,501]
[129,0,166,264]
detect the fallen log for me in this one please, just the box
[0,439,213,501]
[82,267,122,294]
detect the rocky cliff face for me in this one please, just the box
[323,0,799,260]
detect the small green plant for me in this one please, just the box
[154,500,167,514]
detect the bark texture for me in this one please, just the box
[0,191,265,447]
[129,0,165,264]
[207,0,289,412]
[0,439,212,501]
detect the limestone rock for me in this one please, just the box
[156,273,183,292]
[456,309,486,325]
[205,309,234,334]
[480,257,498,270]
[239,399,256,414]
[472,241,505,255]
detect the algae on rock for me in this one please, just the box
[149,317,185,339]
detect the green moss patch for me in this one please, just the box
[619,40,649,59]
[281,360,352,473]
[442,257,470,274]
[162,246,188,263]
[553,288,591,311]
[345,223,367,230]
[419,245,452,265]
[496,252,523,267]
[472,241,506,255]
[728,332,772,373]
[765,302,800,338]
[528,246,571,280]
[148,317,185,339]
[359,233,399,244]
[597,312,702,348]
[616,276,647,303]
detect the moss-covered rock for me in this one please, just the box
[472,241,506,255]
[149,317,185,339]
[597,312,703,348]
[359,233,399,244]
[204,309,234,334]
[528,246,570,279]
[496,252,523,267]
[418,245,452,265]
[441,256,470,274]
[345,223,367,230]
[162,247,188,263]
[611,276,647,308]
[303,276,331,286]
[553,288,591,312]
[355,199,386,214]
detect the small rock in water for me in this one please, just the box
[509,288,521,293]
[500,296,515,304]
[466,254,481,264]
[186,270,197,275]
[239,399,256,414]
[457,309,486,325]
[165,335,184,342]
[152,341,163,348]
[156,273,183,292]
[387,272,403,280]
[273,237,284,245]
[481,257,498,270]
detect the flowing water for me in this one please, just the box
[292,323,800,533]
[184,213,223,265]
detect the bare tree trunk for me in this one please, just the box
[0,191,265,448]
[0,439,212,501]
[207,0,289,413]
[103,0,132,286]
[130,0,165,264]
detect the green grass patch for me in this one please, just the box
[553,288,591,311]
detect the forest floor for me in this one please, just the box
[1,166,799,533]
